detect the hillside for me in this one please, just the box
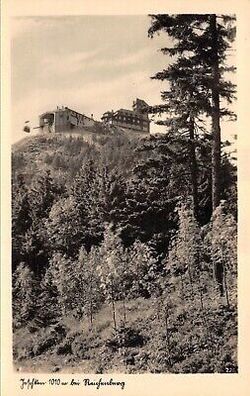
[14,295,237,374]
[12,128,138,186]
[12,131,237,374]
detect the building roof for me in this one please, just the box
[66,107,93,121]
[134,98,149,107]
[114,109,134,115]
[102,98,150,121]
[102,111,113,117]
[39,107,94,122]
[39,112,55,119]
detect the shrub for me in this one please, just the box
[32,326,66,356]
[105,325,146,351]
[71,335,89,359]
[55,331,80,356]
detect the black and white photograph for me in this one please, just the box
[3,0,250,394]
[9,11,239,376]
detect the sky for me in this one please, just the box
[11,15,236,143]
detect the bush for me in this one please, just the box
[32,326,66,356]
[71,337,89,360]
[105,325,146,351]
[55,332,76,355]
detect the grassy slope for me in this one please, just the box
[13,292,237,374]
[14,298,153,373]
[12,128,135,184]
[12,133,98,188]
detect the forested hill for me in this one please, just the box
[12,131,237,373]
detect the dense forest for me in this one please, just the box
[12,14,237,373]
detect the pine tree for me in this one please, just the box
[12,263,37,328]
[36,261,61,327]
[45,196,83,258]
[71,153,104,250]
[148,14,236,212]
[28,170,62,220]
[121,147,179,253]
[19,170,64,275]
[71,147,136,251]
[12,175,32,271]
[148,59,209,219]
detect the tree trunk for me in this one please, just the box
[189,115,199,220]
[89,276,93,328]
[198,272,204,310]
[224,265,230,308]
[164,307,172,367]
[210,14,221,211]
[90,301,93,328]
[214,261,224,296]
[111,298,117,330]
[180,272,185,300]
[122,297,127,324]
[187,262,194,299]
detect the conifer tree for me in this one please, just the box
[12,263,37,328]
[19,170,64,275]
[36,261,61,327]
[148,14,236,212]
[12,175,32,271]
[45,196,83,258]
[148,58,209,219]
[71,153,105,249]
[122,150,179,252]
[71,148,137,251]
[28,170,62,220]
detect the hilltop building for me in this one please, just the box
[101,98,150,134]
[38,98,150,136]
[39,106,96,133]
